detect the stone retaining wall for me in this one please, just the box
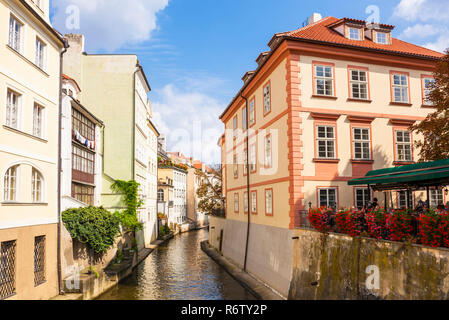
[289,228,449,300]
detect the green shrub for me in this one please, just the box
[62,207,121,254]
[159,225,171,238]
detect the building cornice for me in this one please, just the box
[220,36,440,123]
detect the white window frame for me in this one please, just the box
[265,189,273,215]
[398,191,413,208]
[5,89,20,130]
[264,135,272,168]
[33,103,45,138]
[314,65,334,96]
[242,106,248,131]
[251,191,257,214]
[318,188,338,209]
[243,149,248,175]
[8,14,23,53]
[316,125,336,159]
[233,116,238,138]
[32,168,44,203]
[376,32,388,44]
[249,144,256,172]
[157,189,164,202]
[392,74,409,103]
[430,190,444,208]
[423,77,435,106]
[234,193,239,213]
[395,130,413,162]
[263,83,271,115]
[348,27,361,40]
[249,98,255,126]
[35,37,46,70]
[3,166,18,202]
[244,192,248,213]
[353,127,371,160]
[350,69,368,100]
[233,154,238,178]
[355,188,371,210]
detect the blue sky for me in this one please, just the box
[51,0,449,164]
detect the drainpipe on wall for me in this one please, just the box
[57,39,69,295]
[240,93,251,272]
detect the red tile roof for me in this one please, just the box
[284,16,443,59]
[62,74,81,92]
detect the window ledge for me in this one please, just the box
[421,104,436,109]
[347,98,372,103]
[3,125,48,143]
[1,202,48,206]
[390,102,412,107]
[351,159,374,164]
[313,158,340,163]
[312,95,338,100]
[393,161,415,166]
[6,45,49,77]
[136,159,148,169]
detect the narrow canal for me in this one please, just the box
[98,228,256,300]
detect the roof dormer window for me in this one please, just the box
[376,32,388,44]
[349,27,362,40]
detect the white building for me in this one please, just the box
[172,168,187,225]
[134,72,159,247]
[60,75,103,211]
[60,74,103,280]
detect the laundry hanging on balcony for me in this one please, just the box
[74,130,96,151]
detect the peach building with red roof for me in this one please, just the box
[216,14,444,298]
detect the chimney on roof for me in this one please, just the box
[307,13,322,25]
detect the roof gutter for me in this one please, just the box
[241,93,251,272]
[57,38,69,295]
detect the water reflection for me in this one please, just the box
[98,229,256,300]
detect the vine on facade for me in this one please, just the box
[111,180,143,232]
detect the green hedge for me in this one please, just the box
[62,206,121,254]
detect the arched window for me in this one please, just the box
[4,166,18,201]
[158,189,164,202]
[32,168,43,202]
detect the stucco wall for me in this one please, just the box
[289,228,449,300]
[209,216,293,298]
[0,224,59,300]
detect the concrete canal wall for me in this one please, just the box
[289,229,449,300]
[209,216,293,298]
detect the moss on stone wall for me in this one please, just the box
[289,229,449,300]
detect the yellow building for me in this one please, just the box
[0,0,66,300]
[218,15,443,297]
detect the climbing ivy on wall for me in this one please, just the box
[62,207,121,254]
[111,180,143,232]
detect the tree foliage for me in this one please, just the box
[196,165,225,214]
[411,49,449,161]
[62,206,121,254]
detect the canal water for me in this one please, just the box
[97,228,256,300]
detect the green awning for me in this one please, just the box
[348,159,449,190]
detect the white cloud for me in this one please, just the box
[393,0,449,22]
[151,82,225,165]
[424,34,449,52]
[51,0,169,52]
[400,24,441,39]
